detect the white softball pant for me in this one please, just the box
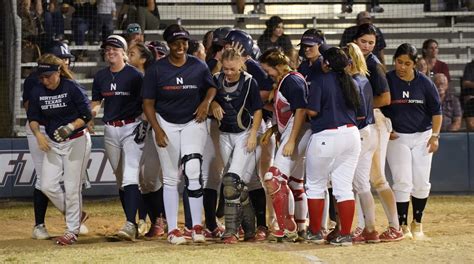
[220,130,259,185]
[202,119,224,190]
[139,128,163,194]
[353,124,378,193]
[26,122,45,190]
[370,109,392,191]
[306,125,361,202]
[386,129,433,202]
[40,131,91,234]
[104,120,143,188]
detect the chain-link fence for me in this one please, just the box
[3,0,474,137]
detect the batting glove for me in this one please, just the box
[53,123,75,142]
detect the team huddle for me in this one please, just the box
[24,22,442,246]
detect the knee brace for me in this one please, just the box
[182,153,203,198]
[222,172,244,202]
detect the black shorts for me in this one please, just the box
[463,99,474,117]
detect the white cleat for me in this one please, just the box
[32,224,50,240]
[167,229,187,245]
[137,219,148,237]
[401,225,413,240]
[411,221,431,241]
[192,225,206,243]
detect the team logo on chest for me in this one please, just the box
[176,77,184,85]
[223,94,232,102]
[110,83,117,91]
[402,91,409,99]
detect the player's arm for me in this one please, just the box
[427,114,442,153]
[143,98,168,147]
[378,49,386,66]
[30,121,50,152]
[373,91,390,108]
[195,87,217,123]
[283,108,306,157]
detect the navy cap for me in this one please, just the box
[37,63,60,76]
[298,34,325,46]
[101,35,128,51]
[49,41,75,59]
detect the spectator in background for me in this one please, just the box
[257,16,293,54]
[202,30,214,57]
[416,56,430,76]
[249,0,266,14]
[422,39,451,82]
[118,0,161,31]
[67,0,99,45]
[340,11,387,65]
[19,0,44,61]
[42,0,66,44]
[125,23,145,47]
[434,73,462,132]
[96,0,116,43]
[342,0,384,13]
[461,59,474,131]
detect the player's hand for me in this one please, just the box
[231,41,245,55]
[36,133,51,152]
[260,127,274,146]
[53,123,75,142]
[194,101,210,123]
[427,136,439,153]
[389,132,399,140]
[154,127,169,148]
[210,101,225,121]
[246,131,258,152]
[87,120,95,135]
[282,140,295,157]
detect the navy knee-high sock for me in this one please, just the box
[119,189,126,212]
[182,189,192,229]
[33,188,49,226]
[156,187,166,219]
[142,192,156,223]
[123,185,140,224]
[328,188,337,222]
[138,193,147,220]
[249,188,267,228]
[216,183,225,218]
[412,197,428,223]
[203,188,218,230]
[397,201,410,226]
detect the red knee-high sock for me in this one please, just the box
[307,199,325,234]
[337,200,355,236]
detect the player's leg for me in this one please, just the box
[40,141,66,214]
[410,130,433,240]
[153,115,184,244]
[180,120,208,243]
[386,132,413,239]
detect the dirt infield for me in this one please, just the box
[1,195,473,263]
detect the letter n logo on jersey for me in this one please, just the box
[402,91,410,99]
[176,77,184,85]
[110,83,117,91]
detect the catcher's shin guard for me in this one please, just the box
[240,187,256,240]
[222,173,243,238]
[263,167,296,236]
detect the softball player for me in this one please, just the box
[352,23,403,241]
[259,48,311,241]
[210,48,263,243]
[91,35,144,241]
[27,54,92,246]
[25,42,90,240]
[224,29,274,239]
[344,43,380,243]
[383,43,442,240]
[142,24,217,245]
[305,47,361,246]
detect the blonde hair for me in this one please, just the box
[285,48,301,70]
[344,43,369,77]
[259,48,292,102]
[221,47,247,71]
[37,54,74,79]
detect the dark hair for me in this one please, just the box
[131,43,155,69]
[393,43,418,63]
[263,16,284,37]
[187,39,200,55]
[323,47,360,110]
[352,23,377,41]
[421,39,438,57]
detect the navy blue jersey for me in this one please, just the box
[92,64,143,122]
[297,58,323,87]
[353,74,375,129]
[213,71,263,133]
[207,58,218,72]
[307,71,357,133]
[382,70,442,133]
[279,73,308,112]
[27,78,91,141]
[23,71,41,104]
[366,53,389,97]
[142,55,216,124]
[245,58,273,92]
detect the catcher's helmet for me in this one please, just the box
[224,29,254,56]
[212,27,232,46]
